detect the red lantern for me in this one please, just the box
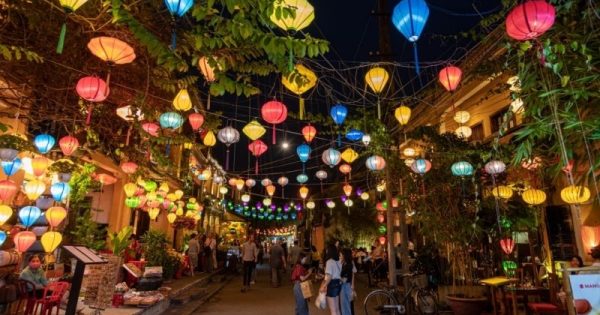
[188,113,204,131]
[378,236,386,245]
[14,231,37,252]
[500,238,515,255]
[438,66,462,92]
[121,162,138,174]
[506,1,555,41]
[248,140,268,174]
[0,180,17,202]
[142,122,160,137]
[377,213,385,223]
[76,76,109,102]
[261,100,287,144]
[59,135,79,156]
[301,125,317,143]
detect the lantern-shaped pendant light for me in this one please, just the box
[46,206,67,228]
[248,140,268,174]
[301,125,317,143]
[500,238,515,255]
[395,106,412,126]
[218,126,241,170]
[173,89,193,111]
[392,0,429,74]
[160,112,184,129]
[282,64,317,119]
[76,76,109,103]
[341,148,359,164]
[41,231,63,253]
[58,135,79,156]
[0,180,17,202]
[13,231,36,253]
[34,134,56,154]
[296,144,311,172]
[2,158,22,177]
[19,206,41,228]
[164,0,195,49]
[506,1,556,41]
[322,148,341,168]
[243,120,267,141]
[261,100,288,144]
[438,66,463,92]
[270,0,315,32]
[366,155,386,171]
[299,186,309,200]
[188,113,204,131]
[56,0,90,54]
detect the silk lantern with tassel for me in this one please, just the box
[217,126,240,170]
[506,0,555,41]
[164,0,194,49]
[269,0,315,69]
[87,36,136,88]
[59,135,79,156]
[261,100,287,144]
[330,104,348,146]
[365,67,390,119]
[248,140,268,174]
[282,64,317,119]
[392,0,429,75]
[296,144,311,172]
[439,66,462,92]
[173,89,192,111]
[188,113,204,131]
[301,125,317,143]
[14,231,36,253]
[243,120,267,141]
[41,231,63,253]
[56,0,90,54]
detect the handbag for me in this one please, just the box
[300,280,313,299]
[315,292,327,310]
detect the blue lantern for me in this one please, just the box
[164,0,194,17]
[34,134,56,154]
[345,129,364,141]
[50,182,71,202]
[0,231,6,246]
[2,158,22,176]
[330,104,348,126]
[296,144,311,163]
[291,213,297,220]
[451,161,474,177]
[297,173,309,184]
[159,112,184,129]
[18,206,41,228]
[392,0,429,74]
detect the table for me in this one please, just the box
[505,286,549,315]
[480,277,518,315]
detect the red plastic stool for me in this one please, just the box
[527,302,563,315]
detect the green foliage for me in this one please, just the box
[141,230,180,279]
[48,159,79,174]
[70,209,108,251]
[109,226,133,257]
[69,163,99,205]
[0,44,43,63]
[0,134,34,151]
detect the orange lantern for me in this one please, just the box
[343,183,353,197]
[377,213,385,223]
[188,113,204,131]
[46,206,67,228]
[31,156,50,177]
[301,125,317,143]
[299,186,309,199]
[14,231,36,252]
[266,184,276,197]
[235,179,245,191]
[581,226,600,252]
[0,180,18,202]
[87,37,136,65]
[339,164,352,175]
[198,56,218,83]
[378,236,386,245]
[438,66,462,92]
[95,173,117,186]
[58,135,79,156]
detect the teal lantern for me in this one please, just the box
[296,173,309,184]
[451,161,474,177]
[0,231,6,246]
[159,112,184,129]
[19,206,41,228]
[164,0,195,48]
[50,182,71,202]
[34,134,56,154]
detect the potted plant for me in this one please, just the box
[141,230,178,281]
[0,134,32,161]
[48,159,80,182]
[109,226,133,258]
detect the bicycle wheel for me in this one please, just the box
[413,289,437,315]
[363,290,402,315]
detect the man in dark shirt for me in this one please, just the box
[269,239,286,287]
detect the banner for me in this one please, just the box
[569,273,600,315]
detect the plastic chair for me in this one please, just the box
[33,282,69,315]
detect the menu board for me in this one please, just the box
[569,273,600,315]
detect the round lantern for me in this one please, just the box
[360,192,369,201]
[410,159,431,175]
[261,178,272,187]
[121,162,138,174]
[343,184,353,197]
[341,148,359,164]
[263,198,272,207]
[438,66,463,92]
[261,100,288,144]
[173,89,192,111]
[188,113,205,131]
[50,182,71,202]
[322,148,341,168]
[299,186,309,199]
[159,112,184,129]
[377,213,385,223]
[23,180,46,200]
[241,194,251,203]
[455,126,472,139]
[403,147,416,157]
[198,56,218,83]
[246,179,257,188]
[339,164,352,175]
[392,0,429,74]
[203,130,217,147]
[366,155,386,171]
[0,205,12,226]
[362,134,372,146]
[218,127,240,146]
[19,206,41,228]
[365,67,390,94]
[506,1,556,41]
[269,0,315,31]
[296,144,311,165]
[142,122,160,137]
[453,111,471,124]
[249,140,268,174]
[485,160,506,175]
[345,129,364,142]
[34,134,56,154]
[301,125,317,143]
[96,173,117,186]
[45,206,67,228]
[451,161,474,177]
[167,212,177,224]
[404,158,415,167]
[316,170,328,181]
[219,186,229,195]
[266,185,276,197]
[378,236,386,245]
[148,208,160,220]
[235,179,245,191]
[344,199,354,207]
[522,189,547,205]
[561,185,591,205]
[41,231,63,253]
[87,37,136,65]
[330,104,348,126]
[31,157,49,177]
[125,196,140,208]
[243,120,266,141]
[306,201,316,210]
[2,158,22,177]
[277,177,289,187]
[395,106,411,125]
[492,186,514,199]
[13,231,36,253]
[0,180,17,202]
[500,238,515,255]
[58,135,79,156]
[76,76,109,102]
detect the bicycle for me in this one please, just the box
[363,272,438,315]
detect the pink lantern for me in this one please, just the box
[121,162,138,174]
[500,238,515,255]
[142,122,160,137]
[188,113,205,131]
[59,135,80,156]
[95,173,117,185]
[248,140,268,174]
[261,100,287,144]
[76,76,109,102]
[438,66,462,92]
[14,231,37,252]
[506,1,555,41]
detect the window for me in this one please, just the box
[490,106,517,134]
[470,123,484,142]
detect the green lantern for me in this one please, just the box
[502,260,517,278]
[144,180,157,192]
[125,197,140,208]
[378,225,387,234]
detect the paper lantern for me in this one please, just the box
[164,0,194,17]
[263,198,272,207]
[198,56,218,82]
[366,155,386,171]
[142,122,160,137]
[167,212,177,224]
[2,158,21,177]
[455,126,472,139]
[261,100,288,144]
[246,179,256,188]
[395,106,411,125]
[41,231,63,253]
[522,189,547,205]
[339,164,352,175]
[439,66,463,92]
[341,148,359,164]
[56,0,90,53]
[362,134,371,146]
[248,140,268,174]
[296,144,311,164]
[365,67,389,94]
[322,148,341,168]
[87,37,136,65]
[58,135,79,156]
[0,205,12,226]
[506,1,555,41]
[561,185,591,205]
[453,111,470,124]
[34,134,56,155]
[188,113,204,131]
[301,125,317,143]
[266,185,276,197]
[492,186,514,199]
[160,112,184,129]
[173,89,192,111]
[76,76,109,102]
[392,0,429,74]
[277,177,289,187]
[330,104,348,126]
[282,64,317,119]
[19,206,41,228]
[121,162,138,175]
[500,238,515,255]
[299,186,309,199]
[316,170,328,180]
[45,206,67,228]
[30,157,49,177]
[296,174,308,184]
[50,182,71,202]
[23,180,46,200]
[0,180,17,202]
[13,231,36,253]
[343,184,353,197]
[270,0,315,31]
[219,186,229,195]
[96,173,117,185]
[345,129,364,142]
[148,208,160,220]
[243,120,267,141]
[261,178,272,187]
[411,159,431,175]
[203,130,217,147]
[485,160,506,175]
[451,161,474,177]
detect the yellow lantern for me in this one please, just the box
[561,185,591,204]
[299,186,309,199]
[87,37,136,65]
[242,120,266,141]
[158,182,170,193]
[365,67,389,94]
[492,185,513,199]
[203,131,217,147]
[343,183,353,197]
[0,205,12,226]
[198,56,218,83]
[306,201,316,210]
[360,192,370,201]
[241,194,251,203]
[136,177,146,187]
[167,212,177,224]
[402,147,416,157]
[185,210,195,217]
[522,189,547,206]
[282,64,317,119]
[23,180,46,200]
[175,207,184,216]
[123,183,137,197]
[31,156,50,177]
[146,192,157,202]
[41,231,63,253]
[270,0,315,32]
[45,206,67,228]
[376,181,386,192]
[173,89,192,111]
[59,0,89,11]
[194,214,201,222]
[174,190,184,199]
[235,179,245,191]
[341,148,359,164]
[219,186,229,195]
[166,193,177,202]
[395,106,411,126]
[266,185,276,197]
[148,208,160,220]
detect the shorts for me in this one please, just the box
[326,279,342,297]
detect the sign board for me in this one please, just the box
[569,273,600,314]
[63,246,107,264]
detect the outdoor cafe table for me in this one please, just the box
[505,285,549,315]
[480,276,518,315]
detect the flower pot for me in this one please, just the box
[0,148,18,162]
[58,172,72,182]
[446,294,488,315]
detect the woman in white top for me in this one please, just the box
[319,244,342,315]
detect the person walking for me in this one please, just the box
[289,240,302,273]
[204,233,217,272]
[340,248,357,315]
[270,239,286,287]
[291,253,312,315]
[241,235,258,292]
[187,233,200,274]
[319,244,342,315]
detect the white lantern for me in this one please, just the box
[485,160,506,175]
[453,111,471,124]
[455,126,472,139]
[241,194,251,203]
